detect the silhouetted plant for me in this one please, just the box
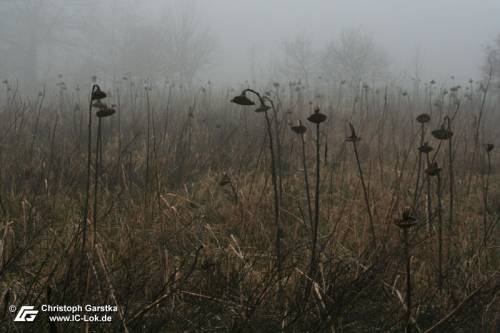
[93,100,116,240]
[306,107,326,282]
[231,89,283,286]
[482,143,494,246]
[414,113,431,210]
[82,84,107,259]
[432,116,454,263]
[291,120,312,231]
[394,207,418,333]
[426,161,444,290]
[347,123,377,248]
[419,142,434,233]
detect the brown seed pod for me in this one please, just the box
[96,107,116,118]
[91,85,107,101]
[431,125,453,140]
[255,103,270,113]
[291,121,307,135]
[231,93,255,106]
[418,142,433,154]
[395,207,418,228]
[307,107,327,124]
[416,113,431,124]
[484,143,494,152]
[425,162,442,176]
[219,174,231,186]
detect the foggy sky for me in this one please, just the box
[181,0,500,84]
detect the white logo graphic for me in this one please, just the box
[14,306,39,322]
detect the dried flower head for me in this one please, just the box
[484,143,494,153]
[431,125,453,140]
[394,207,418,228]
[307,107,327,124]
[231,92,255,106]
[219,174,231,186]
[255,103,270,113]
[96,107,116,118]
[416,113,431,124]
[418,142,433,154]
[91,85,107,101]
[291,121,307,135]
[425,162,442,176]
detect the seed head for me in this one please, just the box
[416,113,431,124]
[231,92,255,106]
[484,143,494,153]
[291,121,307,135]
[425,162,442,176]
[255,103,270,113]
[91,85,107,101]
[96,107,116,118]
[431,125,453,140]
[307,107,327,124]
[219,174,231,186]
[418,142,433,154]
[394,207,418,228]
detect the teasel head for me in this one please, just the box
[425,161,442,176]
[307,106,327,124]
[291,120,307,135]
[346,122,361,143]
[418,142,433,154]
[484,143,494,153]
[416,113,431,124]
[91,85,107,101]
[231,91,255,106]
[394,206,418,229]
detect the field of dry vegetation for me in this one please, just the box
[0,77,499,332]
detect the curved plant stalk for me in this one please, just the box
[426,154,433,234]
[82,85,98,260]
[412,122,425,210]
[445,117,454,260]
[436,172,443,290]
[231,89,282,286]
[310,119,321,279]
[482,145,493,246]
[347,123,377,248]
[92,117,102,242]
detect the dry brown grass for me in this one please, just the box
[0,81,498,332]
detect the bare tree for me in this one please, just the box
[321,28,389,89]
[160,1,216,85]
[0,0,89,90]
[279,34,316,85]
[484,35,500,81]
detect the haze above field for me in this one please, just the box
[1,0,500,88]
[150,0,500,84]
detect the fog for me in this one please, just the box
[1,0,500,89]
